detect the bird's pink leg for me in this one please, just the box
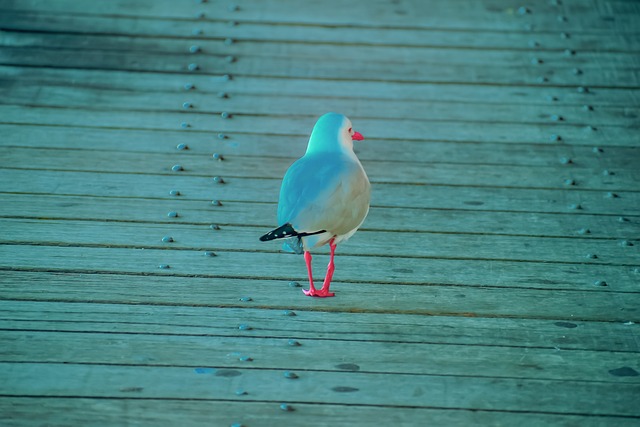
[318,238,337,297]
[302,251,318,296]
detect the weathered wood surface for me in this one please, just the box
[1,0,639,425]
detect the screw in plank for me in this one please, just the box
[182,102,192,109]
[550,114,563,121]
[592,147,603,153]
[228,4,239,12]
[213,176,225,184]
[239,296,252,302]
[204,251,217,257]
[162,236,174,243]
[225,55,236,63]
[288,339,301,347]
[618,217,629,223]
[528,40,539,48]
[559,157,572,165]
[169,189,181,196]
[211,200,223,206]
[531,57,543,65]
[583,105,594,111]
[586,125,598,132]
[210,224,221,230]
[238,324,252,330]
[221,112,231,119]
[235,389,247,396]
[176,143,189,150]
[572,68,583,75]
[188,63,199,71]
[517,6,530,15]
[550,134,562,142]
[563,179,575,186]
[577,86,589,93]
[189,45,201,54]
[605,192,618,199]
[568,203,582,210]
[586,254,598,259]
[288,281,301,288]
[217,134,227,140]
[212,153,224,160]
[224,38,234,45]
[602,170,613,176]
[192,28,203,36]
[280,403,293,412]
[184,83,195,90]
[171,164,184,172]
[217,92,229,99]
[557,15,567,22]
[195,11,205,19]
[560,32,570,39]
[620,240,634,247]
[283,371,298,379]
[158,264,171,269]
[577,228,590,235]
[594,280,608,287]
[180,122,190,129]
[283,310,296,317]
[228,20,238,27]
[564,49,576,56]
[238,355,253,362]
[167,211,179,218]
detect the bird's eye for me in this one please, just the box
[348,127,352,133]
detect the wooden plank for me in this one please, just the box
[1,124,637,170]
[3,146,638,192]
[2,218,638,267]
[1,10,637,52]
[1,246,638,308]
[2,45,638,88]
[2,0,638,32]
[4,31,640,71]
[2,193,637,239]
[3,83,638,129]
[2,362,639,416]
[0,105,636,148]
[4,397,637,427]
[3,328,639,383]
[4,65,638,107]
[1,169,638,216]
[2,299,637,352]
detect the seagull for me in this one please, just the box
[259,113,371,297]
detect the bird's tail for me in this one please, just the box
[259,223,299,242]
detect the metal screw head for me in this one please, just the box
[225,55,236,63]
[213,176,225,184]
[188,63,199,71]
[204,251,217,257]
[228,20,238,27]
[180,122,190,129]
[211,200,223,206]
[235,389,247,396]
[221,112,231,119]
[577,228,590,235]
[586,253,598,259]
[212,153,224,160]
[224,38,234,45]
[583,105,594,111]
[564,178,575,186]
[517,6,530,15]
[606,192,618,199]
[572,68,583,75]
[195,11,205,18]
[210,224,221,230]
[283,310,296,317]
[550,114,563,121]
[547,95,558,102]
[603,169,613,176]
[184,83,195,90]
[550,134,562,142]
[238,324,252,330]
[228,4,239,12]
[182,102,192,109]
[239,296,252,302]
[560,157,572,165]
[171,164,184,172]
[158,264,171,269]
[176,143,189,150]
[560,32,570,39]
[528,40,539,48]
[169,189,181,196]
[217,133,227,140]
[239,355,253,362]
[189,45,201,54]
[192,28,203,36]
[564,49,576,56]
[283,371,298,379]
[620,240,634,247]
[288,281,301,288]
[531,57,543,65]
[287,339,301,347]
[217,92,228,99]
[592,147,603,153]
[557,15,567,22]
[222,74,233,81]
[594,280,608,287]
[569,203,582,210]
[537,76,548,83]
[167,211,178,218]
[618,217,629,223]
[279,403,293,412]
[162,236,174,243]
[577,86,589,93]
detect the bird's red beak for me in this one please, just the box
[352,131,364,141]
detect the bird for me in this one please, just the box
[259,112,371,297]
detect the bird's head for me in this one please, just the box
[306,112,364,154]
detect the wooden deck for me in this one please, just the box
[1,0,639,425]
